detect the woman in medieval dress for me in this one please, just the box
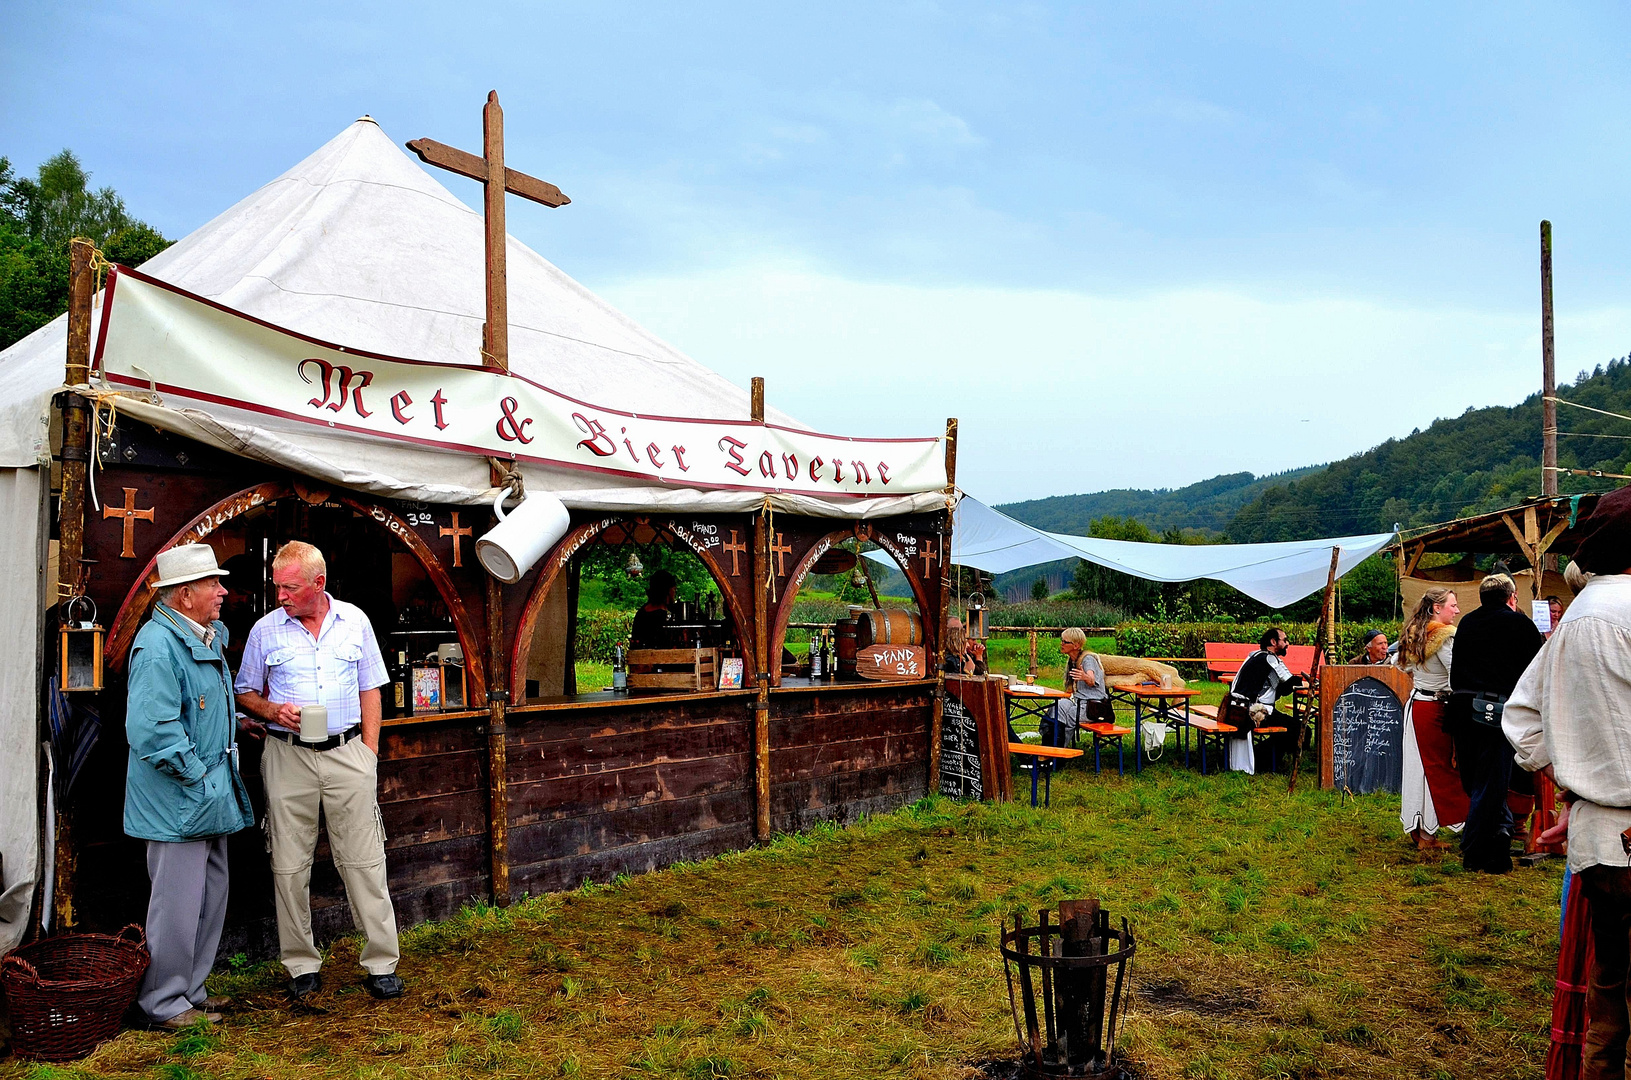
[1398,586,1467,851]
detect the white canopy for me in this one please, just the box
[877,494,1395,609]
[0,116,945,517]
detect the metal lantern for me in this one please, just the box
[59,595,105,692]
[625,551,644,579]
[966,591,988,640]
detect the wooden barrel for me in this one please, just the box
[836,618,859,675]
[856,609,923,648]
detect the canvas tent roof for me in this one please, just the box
[0,116,944,517]
[873,494,1396,609]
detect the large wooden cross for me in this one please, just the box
[408,91,570,373]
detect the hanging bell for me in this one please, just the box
[626,551,644,579]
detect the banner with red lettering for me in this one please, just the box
[92,269,947,498]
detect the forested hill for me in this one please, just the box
[1227,358,1631,542]
[996,466,1322,536]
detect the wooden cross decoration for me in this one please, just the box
[408,91,570,373]
[723,529,748,576]
[103,487,154,558]
[917,538,938,579]
[440,511,474,568]
[770,533,793,578]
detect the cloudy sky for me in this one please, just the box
[6,2,1631,502]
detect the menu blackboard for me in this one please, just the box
[1329,675,1406,794]
[939,693,983,800]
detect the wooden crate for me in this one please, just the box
[626,647,720,692]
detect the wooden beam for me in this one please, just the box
[750,376,764,423]
[752,506,771,840]
[1501,513,1529,554]
[484,571,511,906]
[405,138,488,184]
[407,139,572,208]
[482,92,508,373]
[1535,517,1570,558]
[930,418,958,795]
[1403,543,1425,578]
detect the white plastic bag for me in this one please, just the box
[1141,721,1169,758]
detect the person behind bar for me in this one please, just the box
[234,541,403,1001]
[124,544,254,1029]
[1448,573,1544,874]
[630,569,678,649]
[1351,628,1390,664]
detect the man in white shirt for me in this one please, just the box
[1504,486,1631,1078]
[235,541,403,1001]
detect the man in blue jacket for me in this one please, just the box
[125,544,255,1029]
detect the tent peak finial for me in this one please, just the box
[356,115,379,125]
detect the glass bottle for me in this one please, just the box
[612,644,628,693]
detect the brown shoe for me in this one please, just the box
[153,1007,221,1030]
[199,995,232,1010]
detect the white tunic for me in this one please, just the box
[1503,574,1631,873]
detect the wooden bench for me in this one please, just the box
[1080,722,1133,775]
[1008,742,1085,807]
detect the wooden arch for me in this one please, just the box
[509,515,754,699]
[767,523,934,675]
[103,481,488,695]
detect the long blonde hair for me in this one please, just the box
[1400,586,1453,667]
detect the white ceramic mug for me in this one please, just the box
[299,704,329,743]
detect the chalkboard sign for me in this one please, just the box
[940,693,983,800]
[1328,675,1406,794]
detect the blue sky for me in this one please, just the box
[6,2,1631,503]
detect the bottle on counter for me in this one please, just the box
[824,631,836,680]
[612,644,628,693]
[809,634,825,679]
[393,649,411,716]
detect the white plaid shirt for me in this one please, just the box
[235,596,388,735]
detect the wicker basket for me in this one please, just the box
[3,925,150,1062]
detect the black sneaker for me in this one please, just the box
[289,972,322,1000]
[364,973,405,1000]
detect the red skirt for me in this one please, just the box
[1413,698,1469,828]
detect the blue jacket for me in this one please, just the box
[123,605,255,842]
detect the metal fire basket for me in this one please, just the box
[1000,900,1136,1077]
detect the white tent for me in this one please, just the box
[0,116,947,953]
[875,494,1395,609]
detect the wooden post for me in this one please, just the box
[930,418,958,794]
[1541,220,1557,498]
[1290,546,1341,794]
[1028,630,1038,677]
[482,93,508,372]
[484,571,510,906]
[750,377,764,423]
[753,505,771,840]
[51,238,96,931]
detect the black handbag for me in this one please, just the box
[1453,690,1507,730]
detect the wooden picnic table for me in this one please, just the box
[1109,683,1201,774]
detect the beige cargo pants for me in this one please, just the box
[262,735,399,977]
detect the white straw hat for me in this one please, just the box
[150,544,230,589]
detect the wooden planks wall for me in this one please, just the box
[768,682,933,834]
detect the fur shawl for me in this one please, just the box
[1423,622,1455,660]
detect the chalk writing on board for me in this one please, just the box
[939,694,982,800]
[1330,676,1405,795]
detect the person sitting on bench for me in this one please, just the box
[1223,627,1303,774]
[1043,627,1116,747]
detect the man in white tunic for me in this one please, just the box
[235,541,403,1002]
[1225,627,1303,774]
[1504,486,1631,1078]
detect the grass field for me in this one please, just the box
[11,756,1561,1080]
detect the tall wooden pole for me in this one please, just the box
[750,377,764,424]
[484,571,510,906]
[52,238,96,930]
[482,92,508,373]
[1541,220,1557,497]
[929,418,958,795]
[1290,547,1341,795]
[753,504,771,840]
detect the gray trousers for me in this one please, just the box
[136,836,230,1023]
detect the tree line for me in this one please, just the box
[1,150,172,351]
